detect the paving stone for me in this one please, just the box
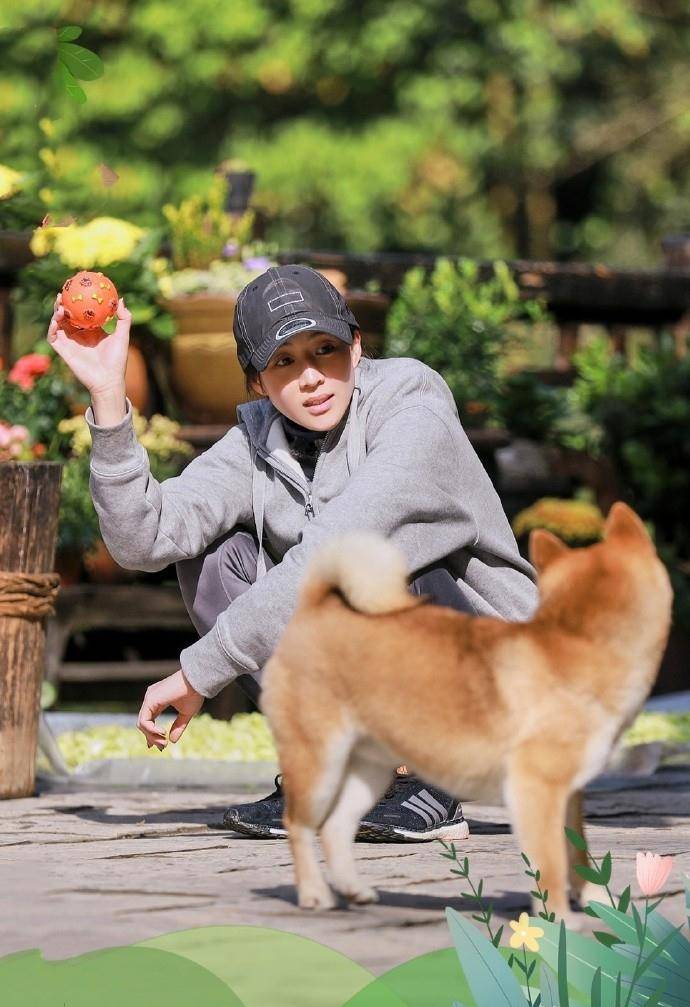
[1,772,688,973]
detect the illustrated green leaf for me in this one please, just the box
[57,25,82,41]
[594,932,622,949]
[599,853,612,886]
[539,963,559,1007]
[565,827,588,851]
[590,898,690,997]
[575,865,603,885]
[618,887,631,914]
[57,41,104,80]
[557,920,570,1007]
[615,945,689,1007]
[631,903,645,945]
[591,966,602,1007]
[636,926,688,1000]
[537,917,634,1003]
[644,980,670,1007]
[446,908,527,1006]
[647,909,690,978]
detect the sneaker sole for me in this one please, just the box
[355,819,470,843]
[221,813,286,838]
[222,815,470,843]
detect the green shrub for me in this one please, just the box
[384,258,547,427]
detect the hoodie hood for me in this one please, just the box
[236,361,367,578]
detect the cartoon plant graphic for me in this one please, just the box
[54,25,104,104]
[440,836,689,1007]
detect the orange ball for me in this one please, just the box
[61,271,119,330]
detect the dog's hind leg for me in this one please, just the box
[504,748,580,926]
[566,789,597,909]
[319,751,392,904]
[281,728,357,911]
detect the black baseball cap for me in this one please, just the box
[233,264,359,372]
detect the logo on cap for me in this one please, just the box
[275,317,317,341]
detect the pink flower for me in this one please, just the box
[8,353,51,391]
[636,852,673,896]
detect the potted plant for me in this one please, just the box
[0,346,91,583]
[555,335,690,694]
[156,173,277,423]
[56,409,195,583]
[384,258,548,429]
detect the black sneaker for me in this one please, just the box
[220,774,469,843]
[221,775,286,838]
[355,775,469,842]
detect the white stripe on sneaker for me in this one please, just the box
[417,789,449,818]
[400,799,435,828]
[405,793,445,827]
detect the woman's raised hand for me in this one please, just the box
[47,291,132,396]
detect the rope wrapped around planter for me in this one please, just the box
[0,570,61,619]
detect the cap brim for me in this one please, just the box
[253,316,354,371]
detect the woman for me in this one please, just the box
[47,264,538,842]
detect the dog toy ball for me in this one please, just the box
[61,271,119,330]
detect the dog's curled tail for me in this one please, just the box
[297,531,423,616]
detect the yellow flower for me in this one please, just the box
[30,216,147,268]
[39,147,57,170]
[150,256,170,276]
[39,118,55,138]
[0,163,23,199]
[512,498,605,543]
[39,187,54,204]
[57,415,92,457]
[508,913,544,952]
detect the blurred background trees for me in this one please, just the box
[3,0,690,263]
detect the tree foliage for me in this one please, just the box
[2,1,690,261]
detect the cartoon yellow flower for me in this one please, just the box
[508,913,544,952]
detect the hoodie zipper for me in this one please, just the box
[253,424,339,521]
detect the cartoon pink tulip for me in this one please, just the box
[636,852,673,896]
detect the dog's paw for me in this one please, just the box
[298,884,337,910]
[555,908,586,932]
[573,881,601,911]
[344,885,379,906]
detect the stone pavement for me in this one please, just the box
[1,769,689,974]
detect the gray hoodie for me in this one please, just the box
[84,355,539,698]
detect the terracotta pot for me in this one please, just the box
[316,268,348,295]
[66,343,149,417]
[83,537,136,583]
[164,294,246,424]
[124,341,151,414]
[54,546,83,586]
[344,291,391,358]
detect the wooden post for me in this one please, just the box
[555,321,579,371]
[0,462,63,798]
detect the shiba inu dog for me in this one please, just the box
[260,503,673,919]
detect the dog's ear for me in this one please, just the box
[529,528,569,572]
[605,501,652,546]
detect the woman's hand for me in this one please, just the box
[47,291,132,396]
[137,669,204,750]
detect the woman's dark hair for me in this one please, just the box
[241,327,369,401]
